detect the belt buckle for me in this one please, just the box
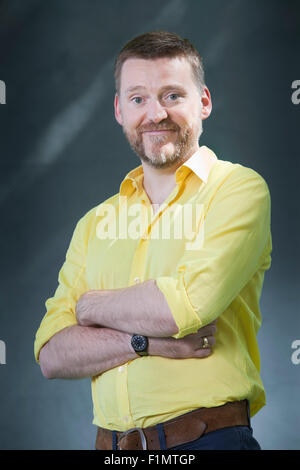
[117,427,147,450]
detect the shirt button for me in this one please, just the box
[118,366,125,372]
[134,277,141,284]
[123,416,129,423]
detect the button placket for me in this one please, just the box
[115,362,134,429]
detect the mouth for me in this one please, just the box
[142,129,176,136]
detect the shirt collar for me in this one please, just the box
[177,145,218,184]
[119,145,218,196]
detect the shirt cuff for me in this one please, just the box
[155,275,202,339]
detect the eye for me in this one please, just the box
[131,96,143,104]
[168,93,179,101]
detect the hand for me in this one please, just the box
[75,290,104,326]
[149,321,217,359]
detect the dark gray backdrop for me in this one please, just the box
[0,0,299,450]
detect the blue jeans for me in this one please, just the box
[168,425,261,450]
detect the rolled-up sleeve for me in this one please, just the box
[156,166,272,339]
[34,212,91,363]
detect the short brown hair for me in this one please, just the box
[114,31,206,94]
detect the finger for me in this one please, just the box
[197,324,217,337]
[194,348,212,358]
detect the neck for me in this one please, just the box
[142,164,176,204]
[141,147,199,205]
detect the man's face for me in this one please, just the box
[114,56,212,169]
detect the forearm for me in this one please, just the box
[39,325,138,380]
[76,279,179,337]
[38,322,216,380]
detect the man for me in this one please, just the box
[34,31,272,450]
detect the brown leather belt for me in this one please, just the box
[95,400,249,450]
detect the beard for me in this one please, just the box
[123,118,203,169]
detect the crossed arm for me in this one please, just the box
[38,280,216,380]
[38,168,270,381]
[75,280,179,337]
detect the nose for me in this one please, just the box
[146,99,168,123]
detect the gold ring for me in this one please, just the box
[202,336,209,349]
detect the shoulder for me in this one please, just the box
[210,158,270,196]
[73,192,120,239]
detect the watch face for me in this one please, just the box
[132,335,148,352]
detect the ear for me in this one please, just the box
[114,93,123,126]
[200,87,212,120]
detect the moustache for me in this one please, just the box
[137,121,180,134]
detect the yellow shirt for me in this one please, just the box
[34,145,272,430]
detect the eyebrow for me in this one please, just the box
[124,84,187,95]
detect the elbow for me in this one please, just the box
[40,363,54,380]
[38,343,55,379]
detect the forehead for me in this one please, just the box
[119,56,196,94]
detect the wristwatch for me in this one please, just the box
[131,334,149,356]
